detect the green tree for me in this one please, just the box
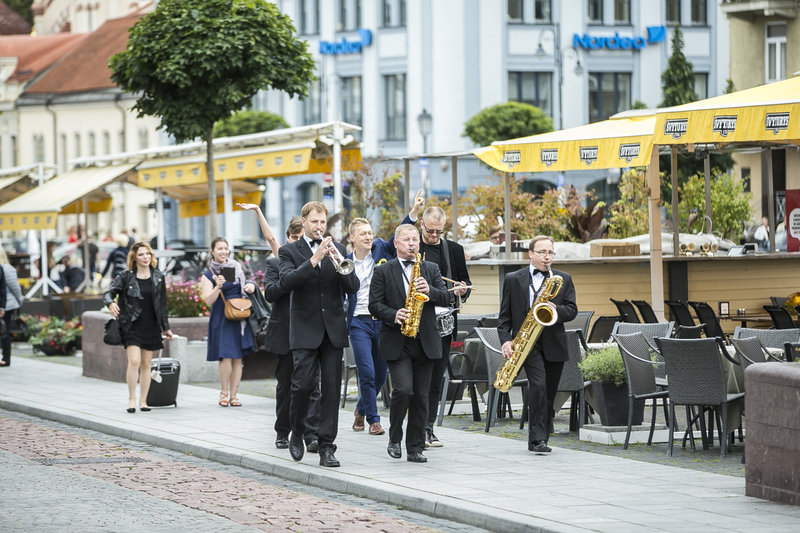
[6,0,33,25]
[344,157,405,240]
[660,26,697,107]
[664,169,752,241]
[463,102,553,147]
[213,110,288,138]
[110,0,315,241]
[608,169,650,238]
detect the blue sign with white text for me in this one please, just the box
[573,26,665,51]
[319,28,373,55]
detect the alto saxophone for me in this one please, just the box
[400,253,429,338]
[494,268,564,393]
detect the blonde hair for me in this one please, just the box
[348,217,371,236]
[0,247,8,265]
[127,241,158,270]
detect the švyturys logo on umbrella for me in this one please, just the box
[712,115,738,137]
[619,143,640,162]
[540,148,558,167]
[579,146,598,166]
[765,112,789,134]
[501,150,521,168]
[664,118,687,139]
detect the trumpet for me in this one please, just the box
[316,231,354,275]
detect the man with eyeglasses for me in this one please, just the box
[401,190,471,448]
[497,236,577,454]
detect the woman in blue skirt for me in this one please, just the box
[199,237,256,407]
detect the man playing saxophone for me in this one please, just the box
[368,224,449,463]
[497,236,577,453]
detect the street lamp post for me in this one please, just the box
[417,109,432,198]
[536,27,563,130]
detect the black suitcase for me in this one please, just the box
[146,358,180,407]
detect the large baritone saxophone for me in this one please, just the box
[494,269,564,393]
[400,253,429,338]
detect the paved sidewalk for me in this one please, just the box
[1,358,799,533]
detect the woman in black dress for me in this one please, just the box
[104,242,173,413]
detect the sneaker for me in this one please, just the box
[352,409,365,431]
[368,422,385,435]
[427,429,443,448]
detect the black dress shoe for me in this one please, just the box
[139,407,151,412]
[126,407,136,413]
[319,448,340,467]
[529,441,552,453]
[289,433,304,461]
[387,442,402,459]
[407,451,427,463]
[275,436,289,449]
[305,440,319,453]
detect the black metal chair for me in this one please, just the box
[563,310,594,339]
[674,323,706,339]
[688,301,727,341]
[611,322,675,350]
[437,330,488,425]
[613,332,670,449]
[664,300,696,327]
[784,342,800,362]
[474,327,528,432]
[655,337,745,458]
[732,327,800,349]
[730,336,782,369]
[555,330,591,432]
[586,315,625,344]
[763,305,797,329]
[610,298,641,323]
[631,299,660,323]
[770,296,788,307]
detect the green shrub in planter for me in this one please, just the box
[578,345,626,386]
[578,345,646,426]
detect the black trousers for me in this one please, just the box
[425,334,452,430]
[386,337,434,453]
[290,333,343,451]
[1,311,12,365]
[274,351,321,443]
[522,343,564,444]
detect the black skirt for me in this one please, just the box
[123,320,163,351]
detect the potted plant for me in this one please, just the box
[578,345,644,427]
[29,316,82,356]
[166,279,210,318]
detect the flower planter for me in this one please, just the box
[591,381,644,427]
[36,342,77,356]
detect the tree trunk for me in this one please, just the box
[206,126,218,243]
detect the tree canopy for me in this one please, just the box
[213,110,289,138]
[463,101,553,147]
[660,26,697,108]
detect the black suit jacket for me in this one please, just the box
[497,266,578,362]
[279,238,359,350]
[263,256,290,355]
[368,258,449,360]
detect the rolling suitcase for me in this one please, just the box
[146,357,180,407]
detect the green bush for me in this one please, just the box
[579,346,626,386]
[166,279,209,318]
[29,317,82,355]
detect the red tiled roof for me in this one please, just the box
[0,2,31,35]
[0,33,86,83]
[24,12,142,94]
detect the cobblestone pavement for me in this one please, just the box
[0,411,487,533]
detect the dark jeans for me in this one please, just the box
[425,334,452,430]
[290,333,343,451]
[350,316,387,424]
[522,344,564,444]
[1,311,12,365]
[387,337,433,453]
[274,352,321,443]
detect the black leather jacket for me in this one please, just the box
[103,267,170,333]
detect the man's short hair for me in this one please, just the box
[348,217,371,236]
[488,225,501,237]
[286,216,303,238]
[528,235,554,251]
[421,206,446,224]
[394,223,419,240]
[301,201,328,218]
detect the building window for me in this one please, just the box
[693,73,708,99]
[337,0,347,31]
[297,182,322,213]
[356,0,361,27]
[385,74,406,141]
[666,0,680,25]
[766,23,786,82]
[534,0,551,22]
[88,132,96,157]
[60,133,67,169]
[303,79,322,125]
[34,134,46,163]
[588,72,631,123]
[691,0,706,25]
[138,129,148,150]
[382,0,406,28]
[508,0,551,23]
[74,133,81,158]
[508,72,553,117]
[299,0,319,35]
[341,76,362,128]
[614,0,630,24]
[508,0,522,22]
[103,131,111,155]
[10,135,16,166]
[119,131,126,152]
[587,0,603,24]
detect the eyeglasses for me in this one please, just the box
[532,250,556,257]
[422,224,444,236]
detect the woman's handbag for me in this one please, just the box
[103,318,123,346]
[220,292,252,321]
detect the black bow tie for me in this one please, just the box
[310,238,322,246]
[402,260,414,268]
[533,268,549,277]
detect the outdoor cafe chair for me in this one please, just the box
[586,315,625,344]
[688,301,727,341]
[664,300,696,327]
[455,313,485,342]
[770,296,788,308]
[611,322,675,351]
[437,329,488,426]
[673,323,706,339]
[732,327,800,349]
[555,330,591,432]
[730,337,782,370]
[474,327,528,432]
[631,299,660,323]
[341,345,358,408]
[654,337,745,458]
[610,298,641,323]
[785,342,800,362]
[613,332,670,450]
[763,305,797,329]
[563,310,594,339]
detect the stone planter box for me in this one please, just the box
[590,381,644,427]
[745,363,800,506]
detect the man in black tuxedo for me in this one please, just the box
[263,216,321,452]
[279,202,359,467]
[497,236,577,453]
[368,224,449,463]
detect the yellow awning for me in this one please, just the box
[653,76,800,145]
[474,115,655,172]
[179,191,263,218]
[162,180,263,218]
[0,174,35,205]
[0,163,135,230]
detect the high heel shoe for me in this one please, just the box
[140,406,151,412]
[126,407,136,413]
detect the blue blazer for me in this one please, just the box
[345,237,396,327]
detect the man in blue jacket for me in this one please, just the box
[346,217,396,435]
